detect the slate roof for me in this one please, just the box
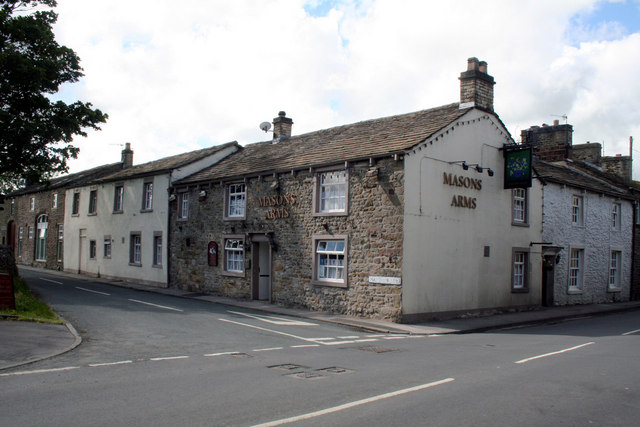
[534,159,632,199]
[8,162,124,197]
[180,103,472,184]
[96,141,239,183]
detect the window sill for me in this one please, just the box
[140,209,153,213]
[223,216,246,221]
[567,287,583,294]
[607,287,622,293]
[312,279,347,288]
[112,210,123,215]
[222,270,245,278]
[129,262,142,267]
[152,264,162,269]
[511,222,529,227]
[313,211,348,218]
[87,213,97,216]
[177,217,188,222]
[511,287,529,293]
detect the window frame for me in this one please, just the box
[511,188,528,226]
[222,235,245,277]
[224,183,246,220]
[313,168,349,216]
[152,232,162,267]
[89,240,97,260]
[611,202,621,231]
[53,193,58,209]
[29,197,35,211]
[568,247,584,293]
[35,214,48,261]
[103,235,112,259]
[18,226,23,257]
[88,189,98,215]
[571,195,584,226]
[72,191,80,216]
[129,232,142,266]
[312,234,348,288]
[608,250,622,291]
[511,248,529,292]
[113,184,124,213]
[178,191,190,220]
[141,180,154,212]
[56,224,63,262]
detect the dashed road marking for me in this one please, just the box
[128,299,183,312]
[89,360,132,367]
[0,366,79,376]
[76,286,111,296]
[253,347,284,352]
[622,328,640,336]
[228,310,318,326]
[515,342,595,364]
[40,278,63,285]
[150,356,189,361]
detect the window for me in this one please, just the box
[103,236,111,259]
[312,235,348,287]
[178,192,189,219]
[35,214,48,261]
[568,248,584,291]
[609,251,621,289]
[611,203,621,230]
[72,192,80,215]
[57,225,63,262]
[142,181,153,211]
[223,237,244,275]
[113,185,124,212]
[315,170,347,215]
[511,249,529,291]
[29,197,35,211]
[130,233,141,265]
[512,188,528,225]
[18,226,23,257]
[153,233,162,266]
[88,190,97,214]
[28,226,33,239]
[10,199,14,215]
[226,183,246,218]
[571,195,583,226]
[89,240,97,259]
[53,193,58,209]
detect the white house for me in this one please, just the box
[63,142,239,287]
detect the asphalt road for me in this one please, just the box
[1,270,639,426]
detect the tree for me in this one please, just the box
[0,0,107,192]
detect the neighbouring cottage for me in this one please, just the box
[169,58,544,322]
[4,163,124,271]
[63,142,239,287]
[522,123,635,305]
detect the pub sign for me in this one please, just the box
[503,145,532,189]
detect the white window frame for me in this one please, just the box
[53,193,58,209]
[35,214,48,261]
[113,184,124,213]
[57,224,63,262]
[178,191,189,220]
[89,240,97,260]
[568,247,584,292]
[103,236,112,259]
[130,232,142,265]
[314,169,348,216]
[18,226,23,257]
[153,232,162,267]
[511,248,529,292]
[88,189,98,215]
[512,188,528,225]
[72,191,80,215]
[29,197,35,211]
[608,250,622,290]
[571,195,583,226]
[312,235,348,288]
[142,181,153,211]
[611,203,621,231]
[225,183,246,219]
[223,235,245,277]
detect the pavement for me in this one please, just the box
[2,265,640,371]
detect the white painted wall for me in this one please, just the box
[64,174,170,287]
[402,109,543,316]
[542,183,632,304]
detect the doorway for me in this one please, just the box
[251,236,272,301]
[541,246,561,307]
[78,228,87,274]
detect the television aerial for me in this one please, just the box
[259,122,272,133]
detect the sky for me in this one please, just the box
[49,0,640,178]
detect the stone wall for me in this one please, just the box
[521,124,573,162]
[602,156,632,182]
[169,157,405,321]
[572,143,602,164]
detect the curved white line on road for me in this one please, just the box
[515,342,595,364]
[253,378,456,426]
[128,299,183,312]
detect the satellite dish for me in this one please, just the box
[259,122,272,132]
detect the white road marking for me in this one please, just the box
[0,366,79,376]
[322,340,356,345]
[354,339,378,343]
[305,337,336,341]
[204,351,244,357]
[76,286,110,296]
[150,356,189,361]
[128,299,183,312]
[253,378,455,426]
[290,344,321,348]
[40,278,63,285]
[383,336,406,340]
[515,342,595,364]
[253,347,284,352]
[219,318,322,344]
[337,336,360,339]
[622,328,640,336]
[227,310,317,326]
[89,360,132,367]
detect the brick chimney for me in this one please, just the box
[459,57,495,111]
[272,111,293,141]
[521,123,573,162]
[121,143,133,168]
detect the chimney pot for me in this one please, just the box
[459,57,495,111]
[467,57,479,71]
[478,61,487,73]
[553,119,559,126]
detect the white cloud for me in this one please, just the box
[50,0,640,177]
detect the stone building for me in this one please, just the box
[522,123,635,304]
[4,163,123,271]
[168,58,544,322]
[63,142,238,287]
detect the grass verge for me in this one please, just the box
[0,275,62,324]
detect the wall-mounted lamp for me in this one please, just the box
[462,162,469,170]
[487,168,494,177]
[168,194,176,202]
[199,190,207,198]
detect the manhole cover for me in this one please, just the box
[287,371,326,380]
[268,363,309,371]
[357,346,398,353]
[316,367,352,375]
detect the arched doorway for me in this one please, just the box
[35,214,48,261]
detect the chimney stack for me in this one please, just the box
[121,143,133,169]
[459,57,495,111]
[272,111,293,141]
